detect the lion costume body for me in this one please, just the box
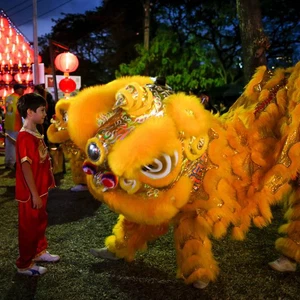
[55,65,300,288]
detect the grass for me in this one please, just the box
[0,153,299,300]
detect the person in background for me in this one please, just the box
[15,93,60,276]
[198,92,219,114]
[0,106,4,132]
[34,84,56,147]
[4,84,26,170]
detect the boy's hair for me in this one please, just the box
[17,93,47,119]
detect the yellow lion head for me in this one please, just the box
[81,80,214,225]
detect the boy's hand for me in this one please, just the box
[32,196,43,209]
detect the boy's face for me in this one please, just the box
[31,106,47,125]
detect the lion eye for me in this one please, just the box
[141,151,178,179]
[142,164,155,171]
[87,142,101,162]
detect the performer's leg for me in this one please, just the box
[173,212,219,289]
[269,185,300,272]
[91,214,168,262]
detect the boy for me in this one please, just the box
[15,93,60,276]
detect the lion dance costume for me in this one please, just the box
[47,99,87,187]
[55,64,300,288]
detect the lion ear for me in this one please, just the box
[164,93,214,138]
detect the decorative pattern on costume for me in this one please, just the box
[46,99,87,185]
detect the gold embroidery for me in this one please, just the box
[38,140,48,162]
[277,130,298,167]
[20,156,32,164]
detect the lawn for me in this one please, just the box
[0,153,299,300]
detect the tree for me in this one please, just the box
[117,28,226,92]
[117,1,243,91]
[236,0,268,83]
[260,0,300,67]
[39,1,146,85]
[38,0,300,93]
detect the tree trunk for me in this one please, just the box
[144,0,150,51]
[236,0,269,84]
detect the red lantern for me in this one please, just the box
[2,73,12,84]
[58,77,76,93]
[0,17,9,29]
[15,34,24,45]
[0,87,9,99]
[54,52,79,73]
[14,73,22,83]
[21,72,33,82]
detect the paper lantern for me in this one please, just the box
[7,27,15,39]
[0,17,9,29]
[15,34,24,45]
[2,73,12,84]
[54,52,79,73]
[21,72,33,82]
[14,73,22,83]
[0,88,8,99]
[58,77,76,93]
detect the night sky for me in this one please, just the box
[1,0,102,41]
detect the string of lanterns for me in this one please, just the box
[54,52,79,97]
[0,10,79,101]
[0,10,36,99]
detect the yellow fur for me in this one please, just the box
[47,98,87,185]
[67,76,153,150]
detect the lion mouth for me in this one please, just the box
[93,172,119,191]
[83,151,180,194]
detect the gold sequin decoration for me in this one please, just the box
[253,84,262,92]
[265,174,286,194]
[208,128,219,140]
[277,130,298,167]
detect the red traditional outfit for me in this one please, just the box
[15,127,55,269]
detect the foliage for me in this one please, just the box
[260,0,300,67]
[154,0,242,77]
[117,29,226,92]
[38,0,300,93]
[117,1,244,92]
[39,1,145,85]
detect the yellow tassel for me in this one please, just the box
[212,220,228,238]
[252,216,269,228]
[275,237,300,263]
[244,65,267,99]
[231,226,246,240]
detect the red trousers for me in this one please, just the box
[16,195,48,269]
